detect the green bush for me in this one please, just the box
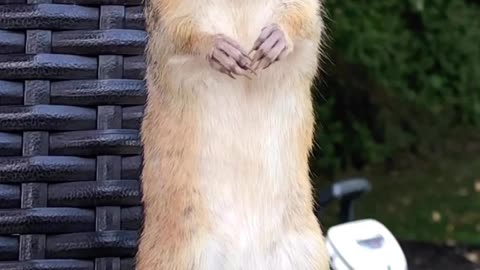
[310,0,480,177]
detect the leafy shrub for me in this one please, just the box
[311,0,480,177]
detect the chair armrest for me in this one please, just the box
[316,178,371,223]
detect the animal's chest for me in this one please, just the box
[197,0,281,45]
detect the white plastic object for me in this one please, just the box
[326,219,408,270]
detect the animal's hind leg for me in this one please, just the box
[265,227,330,270]
[135,232,190,270]
[135,229,226,270]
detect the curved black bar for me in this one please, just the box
[316,178,372,223]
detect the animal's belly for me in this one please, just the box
[199,217,327,270]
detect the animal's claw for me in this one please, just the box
[250,24,290,71]
[208,34,254,79]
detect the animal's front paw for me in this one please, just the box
[250,23,292,71]
[207,34,255,79]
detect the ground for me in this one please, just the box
[354,153,480,246]
[317,136,480,268]
[401,241,479,270]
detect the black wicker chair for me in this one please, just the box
[0,1,145,268]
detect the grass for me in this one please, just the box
[317,143,480,246]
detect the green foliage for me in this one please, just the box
[311,0,480,176]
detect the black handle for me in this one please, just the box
[316,178,371,223]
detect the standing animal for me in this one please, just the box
[137,0,328,269]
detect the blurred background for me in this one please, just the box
[309,0,480,266]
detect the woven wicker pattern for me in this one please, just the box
[0,0,146,269]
